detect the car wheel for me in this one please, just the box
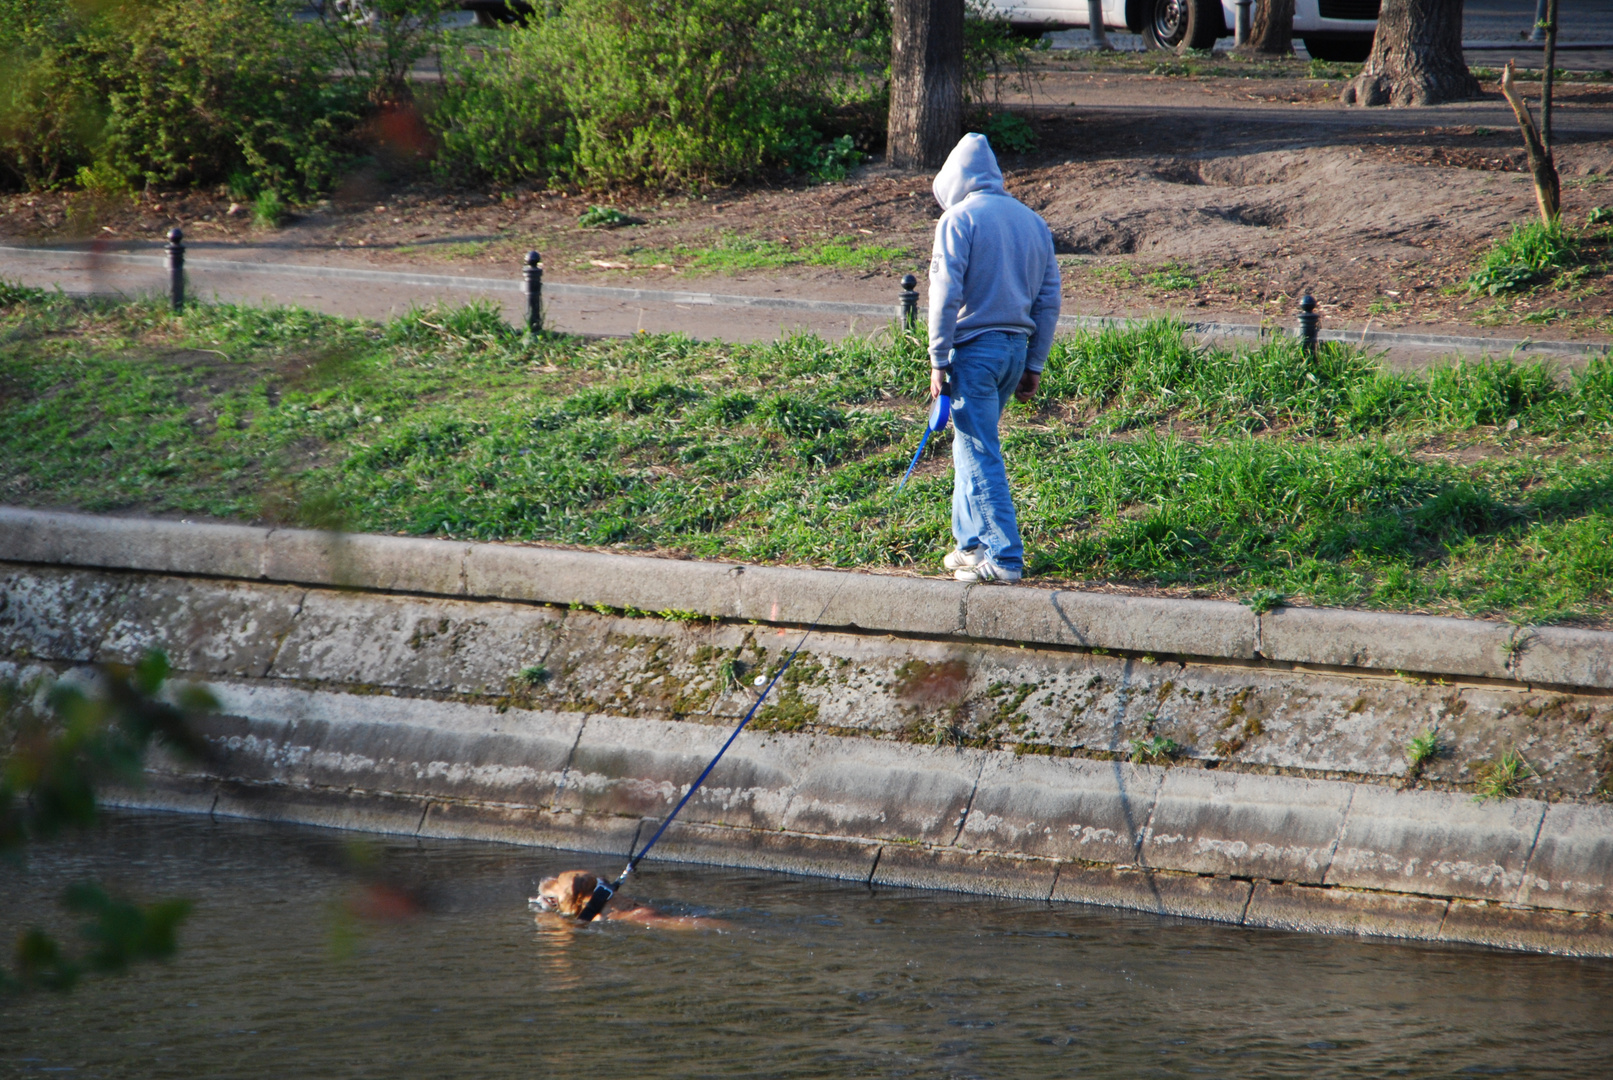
[1146,0,1221,51]
[1303,35,1375,63]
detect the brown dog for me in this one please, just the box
[532,870,718,930]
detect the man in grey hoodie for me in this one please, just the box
[928,132,1061,584]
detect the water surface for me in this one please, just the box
[3,813,1610,1078]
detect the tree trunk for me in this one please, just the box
[1341,0,1479,107]
[1243,0,1294,56]
[889,0,965,170]
[1541,0,1558,148]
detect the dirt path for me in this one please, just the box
[5,59,1610,344]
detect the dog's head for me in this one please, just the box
[534,870,602,918]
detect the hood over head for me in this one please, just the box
[932,133,1006,210]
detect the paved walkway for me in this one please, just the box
[4,245,1604,368]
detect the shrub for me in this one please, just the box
[973,111,1036,155]
[0,0,103,188]
[315,0,455,105]
[432,0,888,189]
[0,0,360,195]
[430,0,1034,190]
[429,39,575,186]
[796,134,863,182]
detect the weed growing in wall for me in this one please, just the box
[1404,727,1442,777]
[1474,748,1534,801]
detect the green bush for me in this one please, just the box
[429,0,1035,190]
[974,112,1036,155]
[0,0,359,194]
[0,0,102,188]
[315,0,455,105]
[429,40,575,186]
[796,134,863,182]
[432,0,888,189]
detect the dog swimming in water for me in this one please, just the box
[530,870,721,930]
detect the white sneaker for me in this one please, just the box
[954,558,1021,584]
[943,547,986,571]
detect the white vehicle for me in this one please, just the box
[993,0,1379,62]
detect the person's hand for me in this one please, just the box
[1014,369,1041,403]
[930,368,948,399]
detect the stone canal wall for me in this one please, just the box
[3,507,1612,956]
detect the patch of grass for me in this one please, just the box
[1474,748,1534,801]
[1144,263,1198,292]
[437,241,493,259]
[1129,735,1182,764]
[1088,264,1137,287]
[1519,308,1571,325]
[579,206,642,229]
[1466,218,1605,296]
[1063,50,1357,81]
[1242,589,1287,614]
[665,233,909,274]
[1470,66,1612,84]
[4,291,1613,626]
[518,664,550,685]
[1305,58,1362,80]
[918,716,967,748]
[1404,727,1441,776]
[252,190,287,230]
[658,608,711,623]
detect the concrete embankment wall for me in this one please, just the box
[3,507,1612,956]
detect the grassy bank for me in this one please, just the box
[1,285,1610,626]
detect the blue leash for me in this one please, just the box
[574,588,843,922]
[574,373,945,921]
[896,427,934,490]
[897,373,952,492]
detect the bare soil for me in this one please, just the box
[6,56,1612,339]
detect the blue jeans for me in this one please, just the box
[947,331,1028,571]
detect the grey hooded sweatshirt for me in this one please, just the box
[927,133,1061,372]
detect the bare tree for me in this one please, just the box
[1500,61,1559,224]
[889,0,965,169]
[1242,0,1294,55]
[1341,0,1479,106]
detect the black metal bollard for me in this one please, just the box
[899,273,919,331]
[523,250,543,334]
[165,227,185,312]
[1296,293,1319,355]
